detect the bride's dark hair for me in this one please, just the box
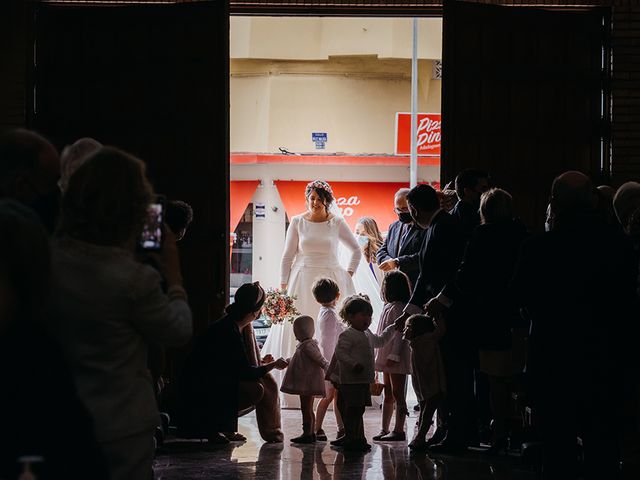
[305,180,334,212]
[226,281,265,318]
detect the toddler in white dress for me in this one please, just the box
[312,277,344,441]
[280,315,329,443]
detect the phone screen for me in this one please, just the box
[139,196,165,251]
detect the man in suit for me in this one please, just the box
[395,184,471,452]
[511,171,636,479]
[450,169,490,241]
[377,188,427,288]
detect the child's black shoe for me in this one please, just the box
[291,433,316,444]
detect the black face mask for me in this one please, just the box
[398,212,413,224]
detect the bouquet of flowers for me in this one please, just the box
[263,288,300,325]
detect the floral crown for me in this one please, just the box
[305,180,333,197]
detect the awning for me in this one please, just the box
[231,153,440,167]
[230,180,259,233]
[274,180,439,232]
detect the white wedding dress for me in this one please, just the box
[261,214,361,408]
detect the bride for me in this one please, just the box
[261,180,361,407]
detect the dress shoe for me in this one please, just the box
[425,428,447,447]
[372,430,389,441]
[336,429,345,440]
[316,429,328,441]
[330,435,346,447]
[409,438,429,451]
[291,433,316,444]
[428,440,468,454]
[379,431,406,441]
[223,432,246,442]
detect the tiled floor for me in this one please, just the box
[154,409,540,479]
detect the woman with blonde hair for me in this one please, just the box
[350,216,385,332]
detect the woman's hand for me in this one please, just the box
[280,284,287,292]
[273,358,288,370]
[262,354,274,364]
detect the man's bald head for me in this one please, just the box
[0,129,60,201]
[551,171,595,218]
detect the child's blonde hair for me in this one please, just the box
[338,294,373,325]
[292,315,315,341]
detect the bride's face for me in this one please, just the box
[306,190,326,214]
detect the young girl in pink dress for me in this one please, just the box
[280,315,329,443]
[373,270,422,441]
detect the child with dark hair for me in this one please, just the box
[330,294,396,451]
[311,277,344,441]
[403,314,447,451]
[166,200,193,241]
[373,270,422,441]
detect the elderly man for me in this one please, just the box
[512,171,636,479]
[377,188,427,288]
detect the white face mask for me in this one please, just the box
[356,234,369,247]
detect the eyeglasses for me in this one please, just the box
[393,208,410,214]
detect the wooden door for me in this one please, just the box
[32,3,229,334]
[442,1,608,231]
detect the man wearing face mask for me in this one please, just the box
[377,188,427,288]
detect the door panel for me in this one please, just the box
[33,3,229,334]
[442,1,606,231]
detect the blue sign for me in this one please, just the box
[312,132,327,142]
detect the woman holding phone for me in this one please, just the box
[48,147,193,480]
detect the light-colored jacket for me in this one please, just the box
[48,237,192,442]
[316,306,343,360]
[333,325,395,384]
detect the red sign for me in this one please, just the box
[274,180,440,232]
[395,112,441,156]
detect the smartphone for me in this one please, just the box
[139,195,166,251]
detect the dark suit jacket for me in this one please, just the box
[451,200,480,242]
[409,210,467,312]
[175,314,268,435]
[442,218,529,350]
[377,220,426,287]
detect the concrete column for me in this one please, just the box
[251,167,287,290]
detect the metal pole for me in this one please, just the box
[410,17,419,188]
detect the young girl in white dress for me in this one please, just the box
[262,180,361,407]
[280,315,329,443]
[311,277,344,441]
[373,270,422,442]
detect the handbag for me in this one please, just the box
[370,372,384,396]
